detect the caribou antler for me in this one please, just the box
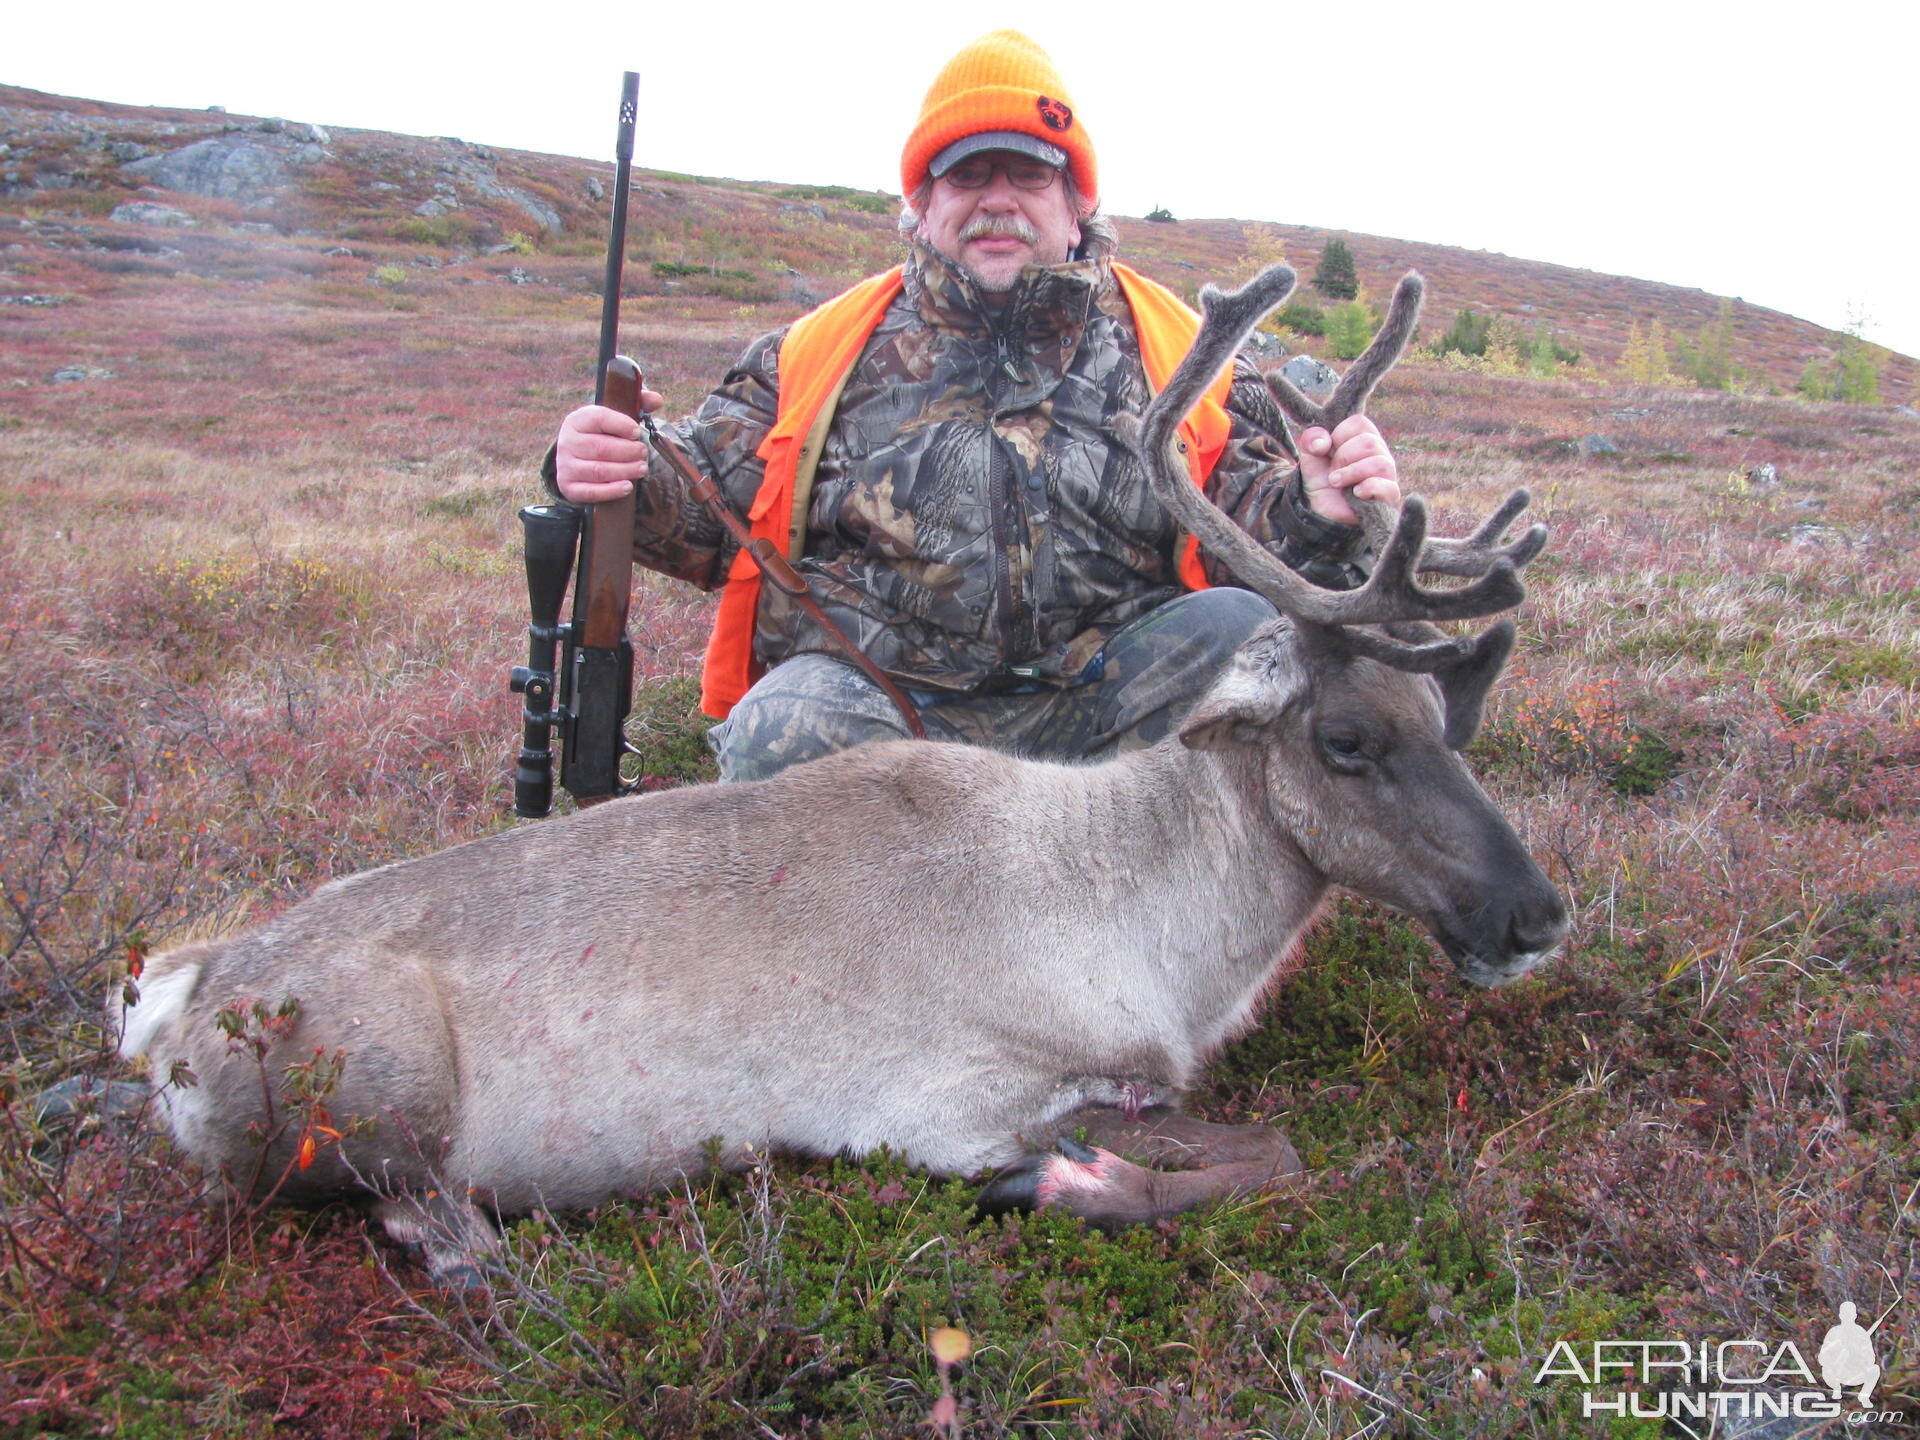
[1116,263,1545,630]
[1263,270,1547,577]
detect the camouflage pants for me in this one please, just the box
[707,587,1279,782]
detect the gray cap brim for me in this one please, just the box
[929,131,1068,178]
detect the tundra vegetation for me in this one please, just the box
[0,86,1916,1438]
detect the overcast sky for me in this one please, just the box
[11,0,1917,362]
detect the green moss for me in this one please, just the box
[1610,728,1680,796]
[622,675,719,788]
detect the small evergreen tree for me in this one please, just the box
[1675,299,1739,390]
[1278,300,1327,336]
[1525,324,1560,378]
[1834,327,1884,404]
[1312,238,1358,300]
[1435,309,1493,357]
[1799,314,1887,404]
[1325,296,1377,361]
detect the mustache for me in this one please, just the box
[958,215,1039,244]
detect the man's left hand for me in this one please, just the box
[1299,416,1401,527]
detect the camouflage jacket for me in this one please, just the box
[573,235,1367,694]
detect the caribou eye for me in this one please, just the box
[1320,733,1370,773]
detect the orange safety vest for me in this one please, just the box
[699,261,1234,719]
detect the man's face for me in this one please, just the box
[918,150,1082,293]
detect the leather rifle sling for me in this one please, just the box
[644,420,926,738]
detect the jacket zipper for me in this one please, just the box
[986,331,1037,666]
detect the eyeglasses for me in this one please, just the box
[939,157,1063,191]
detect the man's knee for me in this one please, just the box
[1084,588,1280,753]
[706,654,912,782]
[1153,586,1281,663]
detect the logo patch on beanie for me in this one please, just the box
[1036,96,1073,133]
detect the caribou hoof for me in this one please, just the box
[427,1257,496,1293]
[975,1137,1111,1218]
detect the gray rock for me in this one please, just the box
[122,135,289,202]
[1786,523,1839,546]
[497,186,560,233]
[1748,462,1778,487]
[1580,434,1619,455]
[414,198,452,218]
[585,176,605,201]
[506,266,532,285]
[107,140,150,162]
[1240,330,1287,362]
[1280,354,1340,403]
[110,201,194,227]
[32,1076,151,1159]
[782,273,827,307]
[0,294,70,306]
[50,365,115,382]
[322,246,354,256]
[1896,405,1919,419]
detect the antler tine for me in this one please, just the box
[1137,265,1299,470]
[1412,487,1550,578]
[1327,270,1426,424]
[1119,264,1529,630]
[1263,271,1426,557]
[1262,270,1424,429]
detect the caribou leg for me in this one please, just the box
[1056,1103,1301,1171]
[977,1105,1304,1228]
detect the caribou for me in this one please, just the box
[113,263,1566,1282]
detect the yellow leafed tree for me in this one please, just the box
[1619,317,1672,384]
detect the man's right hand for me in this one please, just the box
[554,396,663,504]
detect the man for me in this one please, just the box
[550,30,1401,780]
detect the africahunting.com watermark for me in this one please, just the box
[1532,1301,1904,1429]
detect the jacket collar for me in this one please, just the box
[902,234,1112,349]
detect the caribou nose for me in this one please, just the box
[1507,893,1570,959]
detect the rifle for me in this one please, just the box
[511,71,642,816]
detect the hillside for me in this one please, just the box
[4,81,1913,402]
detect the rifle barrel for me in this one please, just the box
[594,71,640,406]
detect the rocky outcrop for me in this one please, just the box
[121,130,327,204]
[109,201,194,226]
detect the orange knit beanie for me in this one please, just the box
[901,30,1097,212]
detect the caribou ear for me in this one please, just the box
[1439,619,1516,748]
[1179,637,1308,752]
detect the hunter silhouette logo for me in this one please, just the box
[1035,96,1072,132]
[1819,1303,1880,1405]
[1530,1296,1905,1431]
